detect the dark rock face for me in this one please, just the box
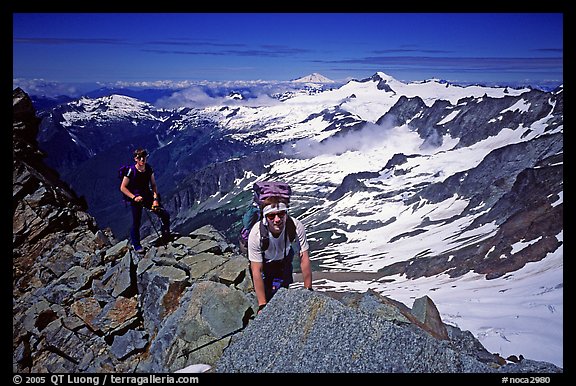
[328,171,380,200]
[378,88,562,151]
[327,88,563,283]
[389,133,563,281]
[13,87,96,293]
[165,150,281,232]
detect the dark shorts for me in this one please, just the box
[262,248,294,302]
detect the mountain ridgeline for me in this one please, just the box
[14,70,563,372]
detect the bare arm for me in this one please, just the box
[250,261,267,311]
[300,249,313,290]
[120,176,142,202]
[150,173,159,198]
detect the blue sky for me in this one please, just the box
[13,13,563,90]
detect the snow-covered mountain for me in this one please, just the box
[34,72,563,367]
[291,72,335,83]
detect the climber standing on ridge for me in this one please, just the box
[120,148,171,254]
[247,182,313,314]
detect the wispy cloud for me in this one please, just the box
[143,45,311,58]
[15,34,315,59]
[532,48,563,53]
[14,37,126,45]
[285,116,400,158]
[12,78,99,97]
[372,49,454,54]
[144,39,246,48]
[154,84,283,109]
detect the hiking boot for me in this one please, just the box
[134,245,146,254]
[154,233,173,247]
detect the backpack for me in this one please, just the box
[238,181,297,255]
[118,164,136,202]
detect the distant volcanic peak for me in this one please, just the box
[292,73,335,83]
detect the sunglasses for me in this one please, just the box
[136,154,148,160]
[265,211,286,220]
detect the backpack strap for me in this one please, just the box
[121,164,139,183]
[119,165,137,203]
[125,165,132,178]
[259,220,270,253]
[285,216,297,243]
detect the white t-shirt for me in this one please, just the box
[247,216,309,263]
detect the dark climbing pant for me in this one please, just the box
[130,200,170,249]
